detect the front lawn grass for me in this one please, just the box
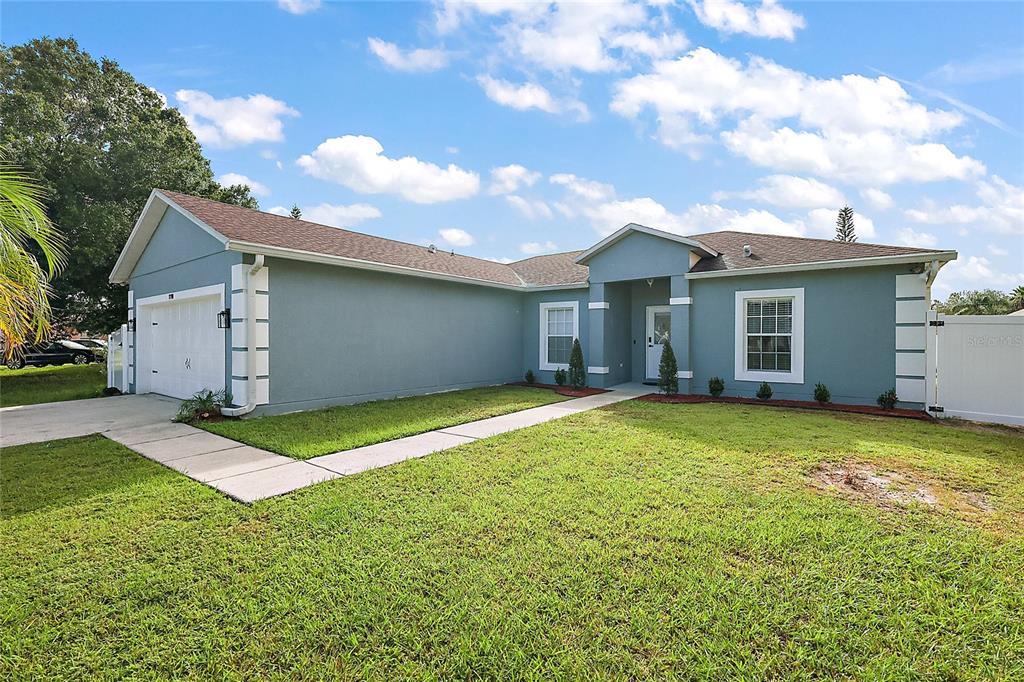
[3,404,1022,679]
[0,364,106,408]
[199,385,571,458]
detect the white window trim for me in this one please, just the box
[539,300,579,371]
[734,288,804,385]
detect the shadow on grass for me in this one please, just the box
[1,434,169,518]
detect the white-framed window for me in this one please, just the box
[539,300,579,371]
[734,288,804,384]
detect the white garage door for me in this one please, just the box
[139,292,225,400]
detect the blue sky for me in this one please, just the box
[6,0,1023,296]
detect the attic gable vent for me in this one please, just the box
[743,244,753,257]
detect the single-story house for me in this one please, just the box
[109,189,957,416]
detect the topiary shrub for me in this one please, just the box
[525,369,536,384]
[756,381,773,400]
[708,376,724,397]
[658,339,679,394]
[813,382,831,404]
[175,388,232,423]
[877,388,898,409]
[554,368,567,386]
[567,338,586,389]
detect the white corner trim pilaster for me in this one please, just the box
[588,301,610,310]
[126,290,135,390]
[230,263,271,407]
[669,297,692,305]
[588,366,610,374]
[676,370,693,379]
[894,273,927,403]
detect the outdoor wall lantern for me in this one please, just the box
[217,308,231,329]
[127,317,136,332]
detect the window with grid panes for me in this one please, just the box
[545,306,574,365]
[745,297,793,372]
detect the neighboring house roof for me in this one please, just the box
[685,230,955,276]
[110,190,956,287]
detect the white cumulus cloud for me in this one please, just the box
[367,38,450,72]
[268,203,382,228]
[175,90,299,148]
[296,135,480,204]
[895,227,938,248]
[278,0,320,15]
[476,76,589,121]
[217,173,270,196]
[506,195,553,220]
[520,241,559,255]
[904,175,1024,235]
[489,164,541,195]
[861,188,894,211]
[439,227,475,247]
[687,0,805,41]
[713,175,844,209]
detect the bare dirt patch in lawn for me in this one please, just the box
[811,462,994,517]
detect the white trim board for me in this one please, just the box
[669,297,692,305]
[588,302,610,310]
[734,287,805,385]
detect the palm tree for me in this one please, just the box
[0,164,67,358]
[1010,285,1024,312]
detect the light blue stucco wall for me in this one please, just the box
[628,278,671,382]
[127,208,239,393]
[585,231,693,283]
[689,265,909,405]
[521,288,591,385]
[263,258,526,414]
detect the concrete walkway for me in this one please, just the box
[2,383,648,504]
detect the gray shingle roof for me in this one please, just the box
[159,192,946,287]
[687,230,943,273]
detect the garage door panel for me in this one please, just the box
[141,294,226,400]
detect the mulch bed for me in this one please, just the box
[637,393,935,421]
[507,381,610,398]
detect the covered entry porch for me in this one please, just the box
[586,275,692,390]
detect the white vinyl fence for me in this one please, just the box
[107,324,129,393]
[926,312,1024,426]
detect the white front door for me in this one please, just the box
[140,293,225,399]
[646,305,671,379]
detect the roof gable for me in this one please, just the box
[574,223,718,265]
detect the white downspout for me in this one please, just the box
[222,255,265,417]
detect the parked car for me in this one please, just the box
[72,338,108,359]
[4,340,97,370]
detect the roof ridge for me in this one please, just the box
[509,249,585,265]
[157,188,533,273]
[689,229,939,253]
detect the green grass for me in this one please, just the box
[0,364,106,407]
[198,385,572,458]
[2,403,1023,680]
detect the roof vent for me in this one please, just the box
[427,244,437,254]
[743,244,752,257]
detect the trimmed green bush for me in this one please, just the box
[708,376,725,397]
[877,388,898,409]
[658,339,679,394]
[567,338,586,390]
[814,383,831,404]
[525,370,535,384]
[554,368,567,386]
[756,382,773,401]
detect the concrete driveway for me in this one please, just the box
[0,394,181,447]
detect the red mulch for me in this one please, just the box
[637,393,935,421]
[507,381,610,397]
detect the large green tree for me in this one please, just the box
[0,37,257,333]
[935,289,1016,315]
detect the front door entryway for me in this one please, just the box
[645,305,671,379]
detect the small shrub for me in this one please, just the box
[525,369,536,384]
[813,382,831,404]
[877,388,898,409]
[658,339,679,394]
[756,382,773,400]
[175,388,232,423]
[554,368,567,386]
[567,338,586,389]
[102,386,122,397]
[708,376,725,397]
